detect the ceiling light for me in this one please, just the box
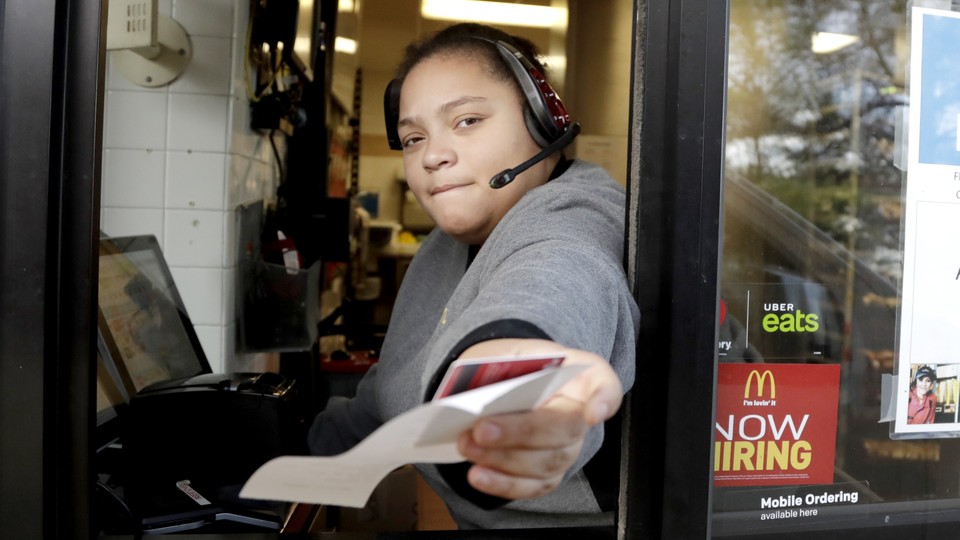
[421,0,568,29]
[335,37,358,54]
[811,32,860,54]
[543,54,566,72]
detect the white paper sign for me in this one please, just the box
[894,6,960,435]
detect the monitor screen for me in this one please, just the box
[97,235,211,394]
[95,345,129,451]
[96,352,125,420]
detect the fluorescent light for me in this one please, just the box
[339,0,356,12]
[543,54,566,72]
[811,32,860,54]
[294,40,309,59]
[421,0,568,29]
[335,36,358,54]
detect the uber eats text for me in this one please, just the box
[761,303,820,333]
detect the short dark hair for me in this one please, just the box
[394,23,549,102]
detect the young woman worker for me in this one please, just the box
[308,23,639,529]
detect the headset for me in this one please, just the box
[383,36,581,189]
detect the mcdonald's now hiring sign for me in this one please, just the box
[714,363,841,487]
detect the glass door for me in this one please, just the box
[713,0,960,537]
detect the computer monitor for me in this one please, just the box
[97,235,211,394]
[95,344,129,452]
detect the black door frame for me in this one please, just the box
[621,0,728,537]
[0,0,105,538]
[0,0,731,537]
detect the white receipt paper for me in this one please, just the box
[239,363,587,508]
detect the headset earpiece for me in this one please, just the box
[479,37,572,148]
[523,108,550,149]
[384,79,403,151]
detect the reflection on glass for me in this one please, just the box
[98,250,204,392]
[711,0,960,535]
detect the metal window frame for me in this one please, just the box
[0,0,105,538]
[620,0,729,537]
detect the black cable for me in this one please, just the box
[95,480,136,533]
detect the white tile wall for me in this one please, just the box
[101,208,164,241]
[105,56,168,92]
[102,149,165,208]
[227,155,253,207]
[173,0,235,38]
[222,266,237,325]
[227,153,275,207]
[228,97,258,159]
[170,36,233,96]
[230,34,249,98]
[167,94,229,152]
[104,91,168,150]
[101,2,282,371]
[193,324,223,373]
[222,209,239,266]
[166,151,226,209]
[170,267,224,325]
[163,209,225,267]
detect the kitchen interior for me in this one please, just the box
[94,0,633,534]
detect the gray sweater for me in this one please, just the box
[308,160,639,529]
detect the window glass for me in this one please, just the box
[712,0,960,535]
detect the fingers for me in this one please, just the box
[457,396,588,499]
[460,434,582,480]
[458,400,586,475]
[466,464,566,500]
[459,425,584,500]
[451,339,626,499]
[472,395,589,447]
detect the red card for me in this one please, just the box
[433,353,566,399]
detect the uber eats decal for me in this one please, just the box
[718,282,840,362]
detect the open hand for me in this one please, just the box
[454,339,622,499]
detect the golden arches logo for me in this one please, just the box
[744,370,776,399]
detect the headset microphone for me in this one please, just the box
[489,123,581,189]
